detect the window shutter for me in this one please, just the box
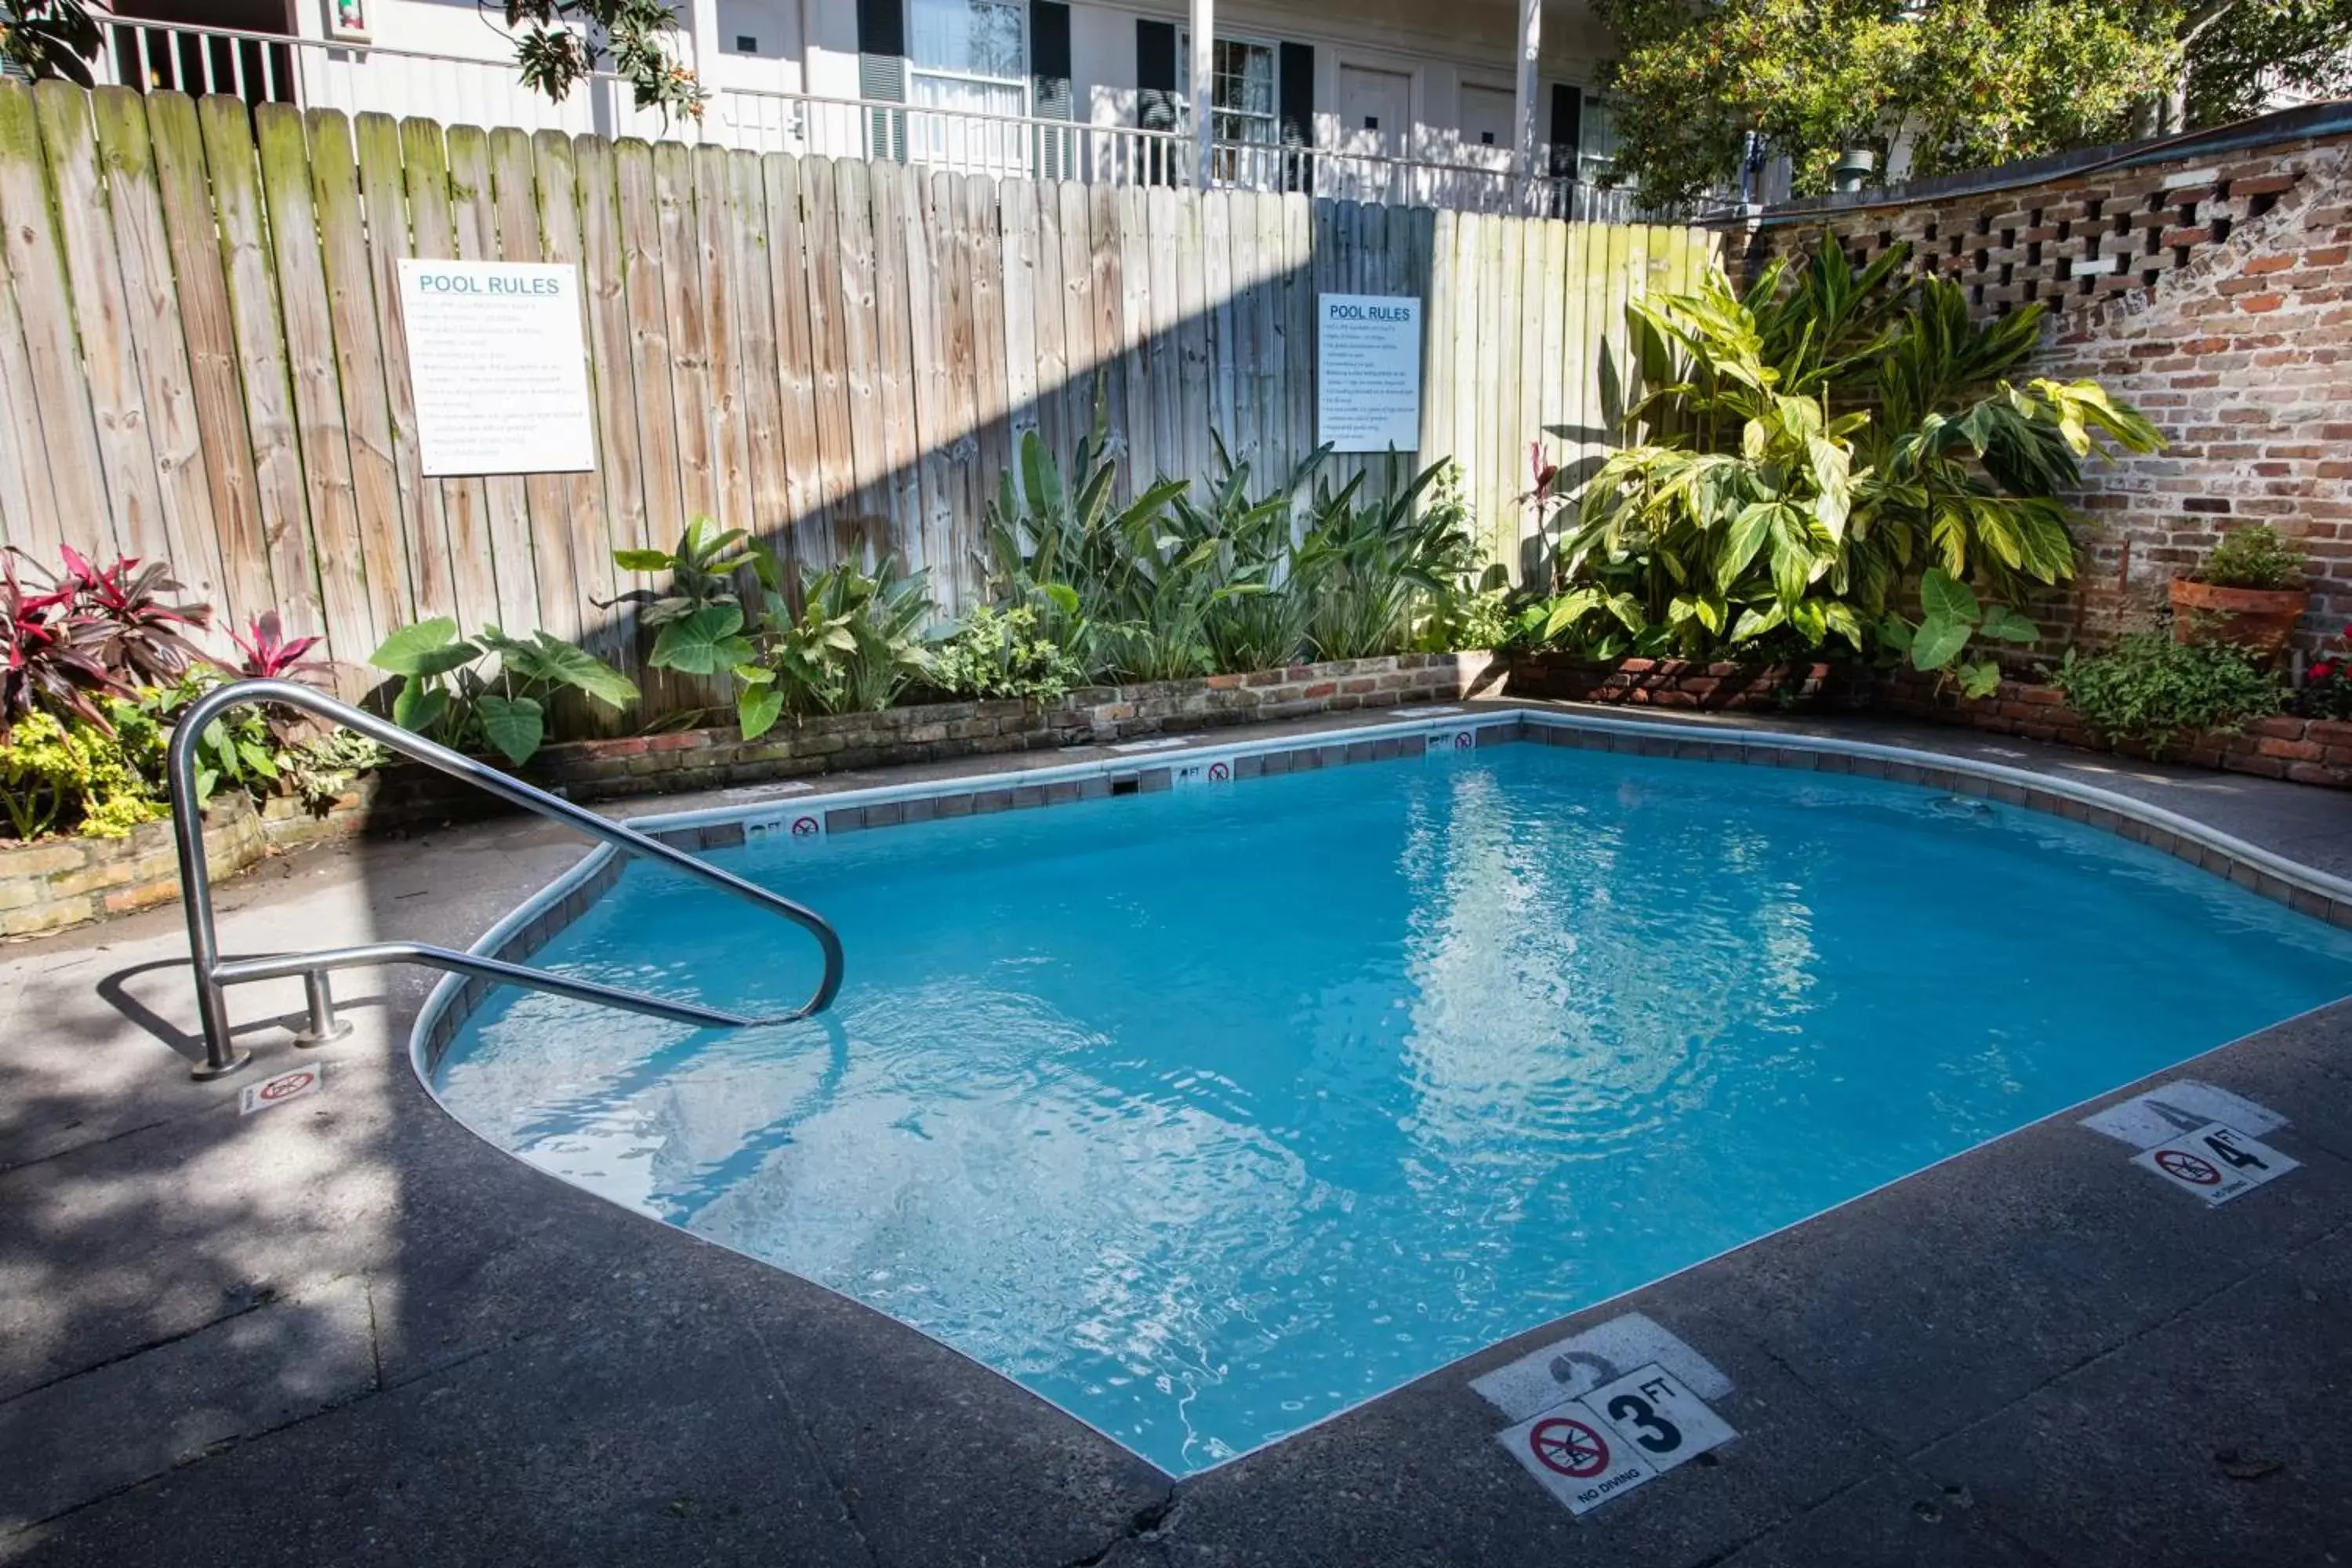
[1136,18,1178,182]
[1033,0,1073,179]
[857,0,907,162]
[1277,41,1312,193]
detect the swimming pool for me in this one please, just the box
[426,717,2352,1476]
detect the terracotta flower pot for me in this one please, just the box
[2169,576,2307,660]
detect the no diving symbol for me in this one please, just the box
[789,815,821,837]
[1529,1416,1611,1479]
[2157,1149,2223,1185]
[1453,731,1475,750]
[258,1071,314,1102]
[1207,760,1231,781]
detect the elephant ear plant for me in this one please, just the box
[370,618,638,765]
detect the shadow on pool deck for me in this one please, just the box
[2,705,2349,1566]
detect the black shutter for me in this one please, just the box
[1277,41,1312,192]
[1033,0,1073,178]
[1136,18,1178,183]
[857,0,906,161]
[1548,83,1582,180]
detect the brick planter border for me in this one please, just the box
[1878,670,2352,791]
[1508,655,1867,712]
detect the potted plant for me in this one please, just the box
[2170,524,2309,659]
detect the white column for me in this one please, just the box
[688,0,722,76]
[1190,0,1214,190]
[1512,0,1541,214]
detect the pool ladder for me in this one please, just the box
[168,679,844,1080]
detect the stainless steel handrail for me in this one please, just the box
[169,679,844,1080]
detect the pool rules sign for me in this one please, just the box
[398,260,595,477]
[1317,294,1422,452]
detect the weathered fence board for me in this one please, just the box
[3,82,1713,721]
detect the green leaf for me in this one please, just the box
[737,683,784,741]
[1978,604,2041,643]
[1920,568,1980,627]
[612,548,673,572]
[649,604,752,674]
[475,693,545,765]
[520,633,639,707]
[370,617,463,676]
[1955,659,2003,699]
[1911,613,1974,671]
[392,677,449,736]
[1875,615,1915,655]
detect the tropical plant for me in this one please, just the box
[369,618,638,765]
[1294,458,1461,660]
[1533,241,2160,666]
[277,728,393,815]
[0,710,159,840]
[1875,568,2042,697]
[2053,630,2284,755]
[103,675,279,806]
[612,517,782,631]
[735,557,936,734]
[1168,437,1323,675]
[2191,524,2305,591]
[228,612,328,683]
[45,546,212,689]
[926,604,1087,703]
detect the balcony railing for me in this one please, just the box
[88,15,1664,220]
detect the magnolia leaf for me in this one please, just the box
[1911,613,1974,671]
[476,693,546,766]
[737,682,784,741]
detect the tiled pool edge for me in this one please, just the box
[409,706,2352,1078]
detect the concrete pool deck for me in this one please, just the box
[2,702,2349,1566]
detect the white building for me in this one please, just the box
[94,0,1640,216]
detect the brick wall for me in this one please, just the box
[1743,118,2352,655]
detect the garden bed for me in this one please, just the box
[1507,654,1869,712]
[1878,670,2352,789]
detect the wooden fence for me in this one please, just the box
[0,80,1716,709]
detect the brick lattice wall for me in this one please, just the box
[1744,128,2352,655]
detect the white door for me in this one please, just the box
[1456,82,1515,210]
[1334,64,1410,204]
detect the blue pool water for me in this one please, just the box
[434,741,2352,1475]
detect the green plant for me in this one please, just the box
[0,0,102,85]
[0,710,161,840]
[2295,621,2352,721]
[1540,242,2159,668]
[104,675,278,805]
[926,604,1087,703]
[278,728,392,815]
[2192,524,2305,591]
[1875,568,2042,698]
[612,517,781,633]
[1294,457,1461,660]
[369,619,638,765]
[735,557,935,735]
[3,546,213,735]
[2053,630,2285,756]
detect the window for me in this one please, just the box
[1177,33,1278,181]
[1577,94,1619,184]
[907,0,1028,163]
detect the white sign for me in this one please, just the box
[397,260,596,477]
[1472,1312,1733,1421]
[1583,1363,1737,1476]
[1496,1360,1737,1516]
[2135,1121,2298,1206]
[1317,293,1421,452]
[2082,1080,2286,1150]
[240,1065,323,1116]
[1172,755,1235,788]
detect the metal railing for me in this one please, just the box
[86,15,1655,219]
[169,680,844,1080]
